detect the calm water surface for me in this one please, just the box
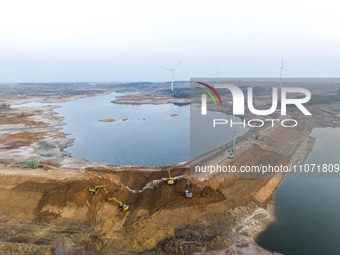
[15,92,247,166]
[256,128,340,255]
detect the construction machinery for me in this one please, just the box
[227,131,236,158]
[89,185,107,194]
[167,170,174,185]
[185,181,192,198]
[108,197,129,211]
[254,127,260,140]
[26,157,39,169]
[253,103,261,140]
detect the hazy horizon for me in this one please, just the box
[1,0,339,83]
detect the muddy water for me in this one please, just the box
[14,92,246,166]
[256,128,340,255]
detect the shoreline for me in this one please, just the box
[1,92,113,169]
[250,203,275,243]
[111,92,190,105]
[0,92,283,254]
[0,89,334,254]
[1,91,190,169]
[250,127,316,250]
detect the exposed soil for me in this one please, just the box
[0,112,48,126]
[0,120,311,254]
[1,83,340,254]
[112,93,190,105]
[0,105,108,169]
[99,119,116,122]
[0,167,229,254]
[0,131,46,149]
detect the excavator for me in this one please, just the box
[185,181,192,198]
[89,184,107,194]
[227,131,236,159]
[167,170,174,185]
[108,197,129,211]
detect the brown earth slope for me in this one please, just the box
[0,117,312,254]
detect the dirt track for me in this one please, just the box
[0,115,314,254]
[0,107,315,254]
[2,86,340,254]
[0,166,272,254]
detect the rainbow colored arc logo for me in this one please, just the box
[197,82,223,106]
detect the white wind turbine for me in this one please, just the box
[161,62,181,91]
[279,58,285,88]
[215,66,223,84]
[215,66,223,78]
[120,69,129,84]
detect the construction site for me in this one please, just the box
[0,162,286,254]
[1,82,340,254]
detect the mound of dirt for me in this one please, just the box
[0,165,282,254]
[139,179,225,212]
[13,178,125,222]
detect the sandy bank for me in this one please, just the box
[2,88,337,254]
[111,93,190,105]
[99,118,116,122]
[0,103,109,169]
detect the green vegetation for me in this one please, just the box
[0,94,12,98]
[240,86,267,96]
[125,82,155,88]
[306,92,340,105]
[171,88,190,98]
[163,87,190,98]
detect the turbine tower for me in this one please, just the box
[215,66,223,78]
[215,66,223,84]
[161,62,181,91]
[120,69,128,84]
[279,58,285,88]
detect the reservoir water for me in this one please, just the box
[256,127,340,255]
[15,92,247,166]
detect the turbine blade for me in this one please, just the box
[173,62,181,70]
[161,66,171,70]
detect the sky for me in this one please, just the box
[0,0,339,82]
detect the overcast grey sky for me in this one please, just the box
[0,0,339,82]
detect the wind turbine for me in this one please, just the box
[215,66,223,78]
[161,62,181,91]
[279,58,285,88]
[215,66,223,84]
[120,69,129,84]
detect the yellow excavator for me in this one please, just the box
[108,197,129,211]
[167,170,174,185]
[89,184,107,194]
